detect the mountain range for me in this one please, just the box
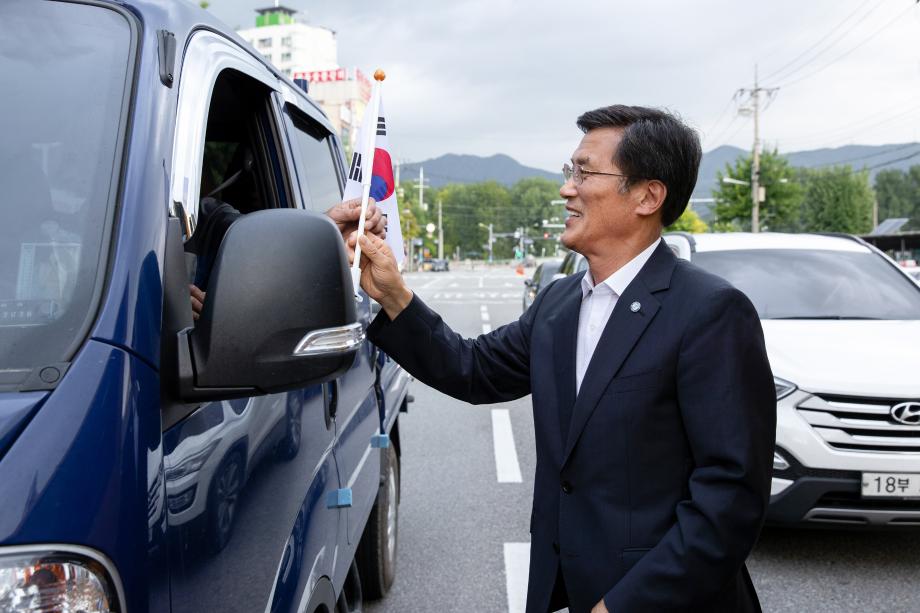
[400,143,920,211]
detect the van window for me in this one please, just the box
[0,0,132,386]
[286,109,343,213]
[187,69,292,290]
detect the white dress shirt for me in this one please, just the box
[575,238,662,394]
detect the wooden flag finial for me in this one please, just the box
[374,69,386,82]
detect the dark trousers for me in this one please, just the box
[549,564,569,612]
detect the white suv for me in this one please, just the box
[664,232,920,527]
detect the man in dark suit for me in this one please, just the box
[351,105,776,612]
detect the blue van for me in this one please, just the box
[0,1,411,610]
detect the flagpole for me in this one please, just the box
[350,68,386,300]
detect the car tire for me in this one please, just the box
[275,393,303,461]
[207,449,244,553]
[356,443,399,600]
[336,557,364,613]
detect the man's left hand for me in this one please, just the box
[326,198,385,243]
[591,600,609,613]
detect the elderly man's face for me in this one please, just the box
[559,127,642,259]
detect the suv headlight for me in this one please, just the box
[165,439,220,481]
[0,547,122,612]
[774,376,797,400]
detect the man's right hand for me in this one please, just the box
[351,233,413,320]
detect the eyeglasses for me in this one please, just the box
[562,162,633,186]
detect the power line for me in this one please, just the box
[776,103,920,148]
[814,142,920,167]
[777,2,916,89]
[706,111,747,148]
[761,0,881,84]
[867,149,920,170]
[701,91,742,144]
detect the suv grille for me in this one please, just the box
[796,394,920,453]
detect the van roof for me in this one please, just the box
[114,0,330,128]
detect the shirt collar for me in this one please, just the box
[580,237,662,299]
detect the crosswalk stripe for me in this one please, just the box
[504,542,530,613]
[491,409,522,483]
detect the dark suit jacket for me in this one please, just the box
[368,241,776,613]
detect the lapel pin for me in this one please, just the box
[630,301,641,313]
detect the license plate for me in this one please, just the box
[861,473,920,499]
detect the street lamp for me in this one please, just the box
[721,176,788,232]
[477,222,493,264]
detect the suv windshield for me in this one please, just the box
[692,249,920,320]
[0,1,132,386]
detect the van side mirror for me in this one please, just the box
[177,209,361,401]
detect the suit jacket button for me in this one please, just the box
[561,480,573,494]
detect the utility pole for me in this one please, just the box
[418,166,427,212]
[437,200,444,260]
[751,66,761,234]
[488,223,493,264]
[736,65,778,233]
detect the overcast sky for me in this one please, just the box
[209,0,920,172]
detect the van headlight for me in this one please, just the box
[0,548,122,612]
[774,377,797,400]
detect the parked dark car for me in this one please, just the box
[557,250,588,278]
[523,259,563,310]
[0,1,411,611]
[431,258,450,272]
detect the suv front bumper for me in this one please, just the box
[768,389,920,528]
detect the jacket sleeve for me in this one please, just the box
[604,286,776,611]
[367,288,548,404]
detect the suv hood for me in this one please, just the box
[761,320,920,398]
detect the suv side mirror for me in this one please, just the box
[178,209,361,401]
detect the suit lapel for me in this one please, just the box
[549,282,583,442]
[561,241,677,465]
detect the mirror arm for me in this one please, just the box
[176,328,259,401]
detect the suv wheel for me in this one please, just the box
[208,449,244,553]
[356,443,399,599]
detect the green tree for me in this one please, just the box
[799,166,874,234]
[713,150,803,231]
[509,177,563,255]
[199,1,210,9]
[666,206,709,233]
[875,165,920,230]
[439,182,512,258]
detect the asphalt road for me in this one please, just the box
[367,266,920,613]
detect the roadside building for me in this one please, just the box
[237,4,371,155]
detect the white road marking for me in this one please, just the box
[504,542,530,613]
[478,276,484,288]
[491,409,522,483]
[482,324,492,333]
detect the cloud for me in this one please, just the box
[211,0,920,169]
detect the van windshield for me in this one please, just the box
[0,0,132,387]
[692,249,920,320]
